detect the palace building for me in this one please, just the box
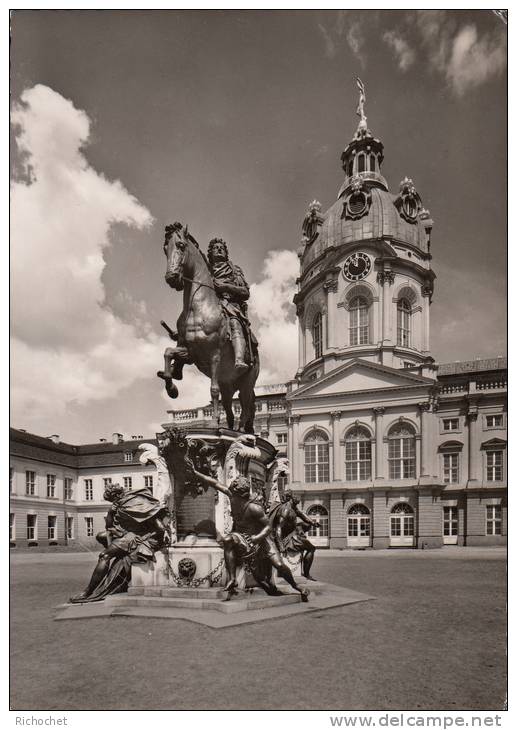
[9,99,507,550]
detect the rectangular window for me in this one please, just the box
[304,444,329,483]
[48,515,57,540]
[103,477,112,489]
[85,517,94,538]
[277,433,288,445]
[486,505,502,536]
[388,438,416,479]
[486,451,503,482]
[66,516,74,540]
[124,452,133,462]
[46,474,56,498]
[25,470,36,496]
[10,513,15,541]
[27,514,37,541]
[123,476,132,490]
[9,467,13,493]
[486,414,503,428]
[345,440,371,481]
[443,418,459,432]
[84,479,93,501]
[64,478,73,500]
[443,453,459,484]
[443,506,458,537]
[144,475,153,489]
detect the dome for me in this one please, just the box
[301,185,432,272]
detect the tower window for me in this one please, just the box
[397,299,411,347]
[369,154,376,172]
[349,296,369,346]
[348,160,353,177]
[312,313,322,359]
[358,154,365,173]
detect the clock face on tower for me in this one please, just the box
[343,252,371,282]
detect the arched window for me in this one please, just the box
[369,154,376,172]
[304,430,329,483]
[348,160,354,177]
[348,504,371,538]
[358,154,365,173]
[307,505,329,538]
[345,426,372,481]
[390,502,414,537]
[349,296,369,346]
[312,313,322,359]
[388,423,416,479]
[397,298,411,347]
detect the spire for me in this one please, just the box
[339,77,387,195]
[354,77,369,139]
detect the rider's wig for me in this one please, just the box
[208,237,229,261]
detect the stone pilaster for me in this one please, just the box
[324,279,338,350]
[418,402,431,477]
[377,270,394,344]
[292,415,301,483]
[373,406,385,479]
[330,411,342,481]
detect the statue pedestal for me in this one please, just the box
[131,543,225,590]
[131,427,280,594]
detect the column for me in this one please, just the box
[421,285,432,354]
[373,407,385,479]
[418,402,431,477]
[467,409,479,483]
[292,415,301,483]
[330,411,342,481]
[287,416,294,481]
[378,270,394,344]
[324,280,338,350]
[296,303,305,369]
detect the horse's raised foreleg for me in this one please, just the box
[157,346,191,399]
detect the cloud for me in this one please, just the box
[317,23,336,59]
[382,30,416,72]
[346,21,366,67]
[415,10,506,96]
[249,250,299,385]
[10,84,170,428]
[446,24,506,96]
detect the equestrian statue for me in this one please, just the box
[157,222,259,433]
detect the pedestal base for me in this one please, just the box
[54,579,375,627]
[131,544,225,590]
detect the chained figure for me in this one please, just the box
[192,469,309,602]
[269,489,320,581]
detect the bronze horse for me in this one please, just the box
[157,223,259,433]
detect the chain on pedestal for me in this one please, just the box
[161,550,225,588]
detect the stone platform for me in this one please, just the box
[54,580,374,628]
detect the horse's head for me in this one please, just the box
[163,222,190,290]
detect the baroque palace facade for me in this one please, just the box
[10,106,507,550]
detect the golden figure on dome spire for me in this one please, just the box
[354,77,369,138]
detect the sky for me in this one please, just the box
[10,9,507,444]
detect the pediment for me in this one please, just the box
[289,359,434,400]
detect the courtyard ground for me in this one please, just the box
[10,547,506,711]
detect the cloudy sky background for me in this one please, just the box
[10,10,507,444]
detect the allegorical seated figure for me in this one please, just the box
[269,489,320,581]
[192,469,309,602]
[207,237,255,375]
[69,483,170,603]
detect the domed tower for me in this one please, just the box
[293,79,436,383]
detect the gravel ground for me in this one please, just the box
[9,548,507,711]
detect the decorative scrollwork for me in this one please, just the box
[395,177,423,224]
[343,177,372,221]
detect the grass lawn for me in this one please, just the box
[10,549,506,711]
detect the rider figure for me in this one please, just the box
[207,237,250,375]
